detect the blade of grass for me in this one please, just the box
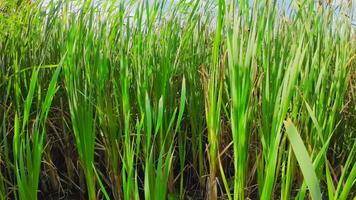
[284,119,322,200]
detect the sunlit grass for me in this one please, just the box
[0,0,355,199]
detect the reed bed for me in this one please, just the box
[0,0,355,199]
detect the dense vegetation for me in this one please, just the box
[0,0,355,199]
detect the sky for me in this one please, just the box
[40,0,355,26]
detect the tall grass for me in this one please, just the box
[0,0,355,199]
[12,66,61,200]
